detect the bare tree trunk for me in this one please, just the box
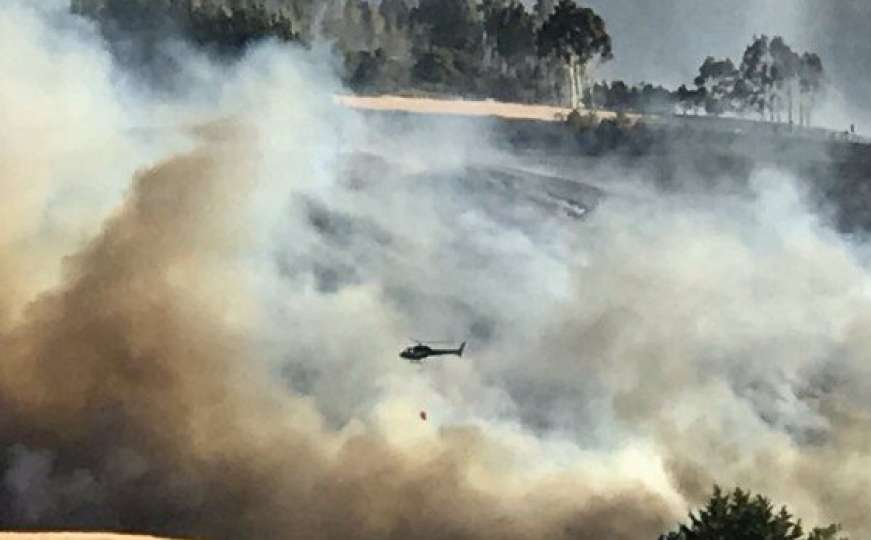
[567,63,575,109]
[807,94,814,127]
[567,57,578,110]
[787,82,794,125]
[798,92,804,127]
[799,92,808,127]
[776,90,782,123]
[769,92,777,122]
[567,60,575,108]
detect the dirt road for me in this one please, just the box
[335,94,572,121]
[335,94,640,123]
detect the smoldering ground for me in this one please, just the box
[4,2,871,539]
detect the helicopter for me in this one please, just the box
[400,340,466,363]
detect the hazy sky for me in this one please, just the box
[572,0,805,86]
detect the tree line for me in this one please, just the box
[71,0,827,126]
[70,0,614,106]
[675,35,824,126]
[580,35,825,127]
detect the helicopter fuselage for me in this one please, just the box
[400,342,466,362]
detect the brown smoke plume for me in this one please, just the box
[0,5,681,533]
[0,103,678,540]
[8,3,871,540]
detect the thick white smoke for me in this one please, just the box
[3,1,871,539]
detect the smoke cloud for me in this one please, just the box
[3,2,871,539]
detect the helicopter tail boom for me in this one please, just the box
[424,342,467,357]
